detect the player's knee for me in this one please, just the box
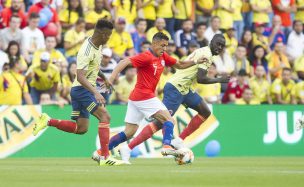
[77,127,88,134]
[200,109,211,119]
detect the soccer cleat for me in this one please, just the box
[171,137,185,149]
[99,156,127,166]
[119,145,132,164]
[296,116,304,131]
[33,113,50,136]
[92,149,102,163]
[161,145,183,157]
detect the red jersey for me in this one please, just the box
[272,0,295,27]
[129,50,177,101]
[0,8,27,29]
[222,80,249,103]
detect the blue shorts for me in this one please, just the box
[163,83,202,116]
[70,86,99,120]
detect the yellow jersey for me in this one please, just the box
[146,27,171,43]
[294,55,304,72]
[294,81,304,101]
[235,98,261,105]
[142,0,156,20]
[85,10,112,24]
[195,82,221,98]
[250,0,271,23]
[235,59,251,75]
[0,71,28,105]
[158,72,173,100]
[295,0,304,23]
[252,33,269,50]
[107,30,134,57]
[249,77,271,103]
[175,0,192,19]
[112,75,136,101]
[196,0,214,15]
[64,28,86,57]
[32,49,67,66]
[112,0,137,24]
[271,78,296,103]
[215,0,234,29]
[267,53,290,79]
[156,0,174,18]
[233,0,243,21]
[29,64,60,91]
[224,33,238,55]
[168,46,215,95]
[72,38,103,87]
[59,10,79,25]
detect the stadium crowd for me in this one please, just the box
[0,0,304,106]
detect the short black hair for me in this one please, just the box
[152,32,169,41]
[95,19,114,30]
[196,22,207,28]
[238,69,248,76]
[141,41,151,46]
[29,12,40,20]
[135,18,146,26]
[237,44,247,48]
[10,15,21,21]
[211,34,226,46]
[76,18,86,25]
[282,67,292,72]
[293,20,302,28]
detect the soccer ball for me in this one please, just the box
[174,148,194,165]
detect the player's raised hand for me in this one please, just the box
[196,57,209,64]
[94,92,106,106]
[219,75,230,83]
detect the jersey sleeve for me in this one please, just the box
[163,52,177,66]
[129,53,149,67]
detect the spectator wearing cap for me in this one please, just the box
[112,0,137,31]
[26,52,60,104]
[249,65,272,104]
[264,15,286,49]
[222,69,250,104]
[156,0,176,39]
[166,40,179,60]
[233,44,251,76]
[59,0,84,31]
[137,0,156,30]
[204,16,221,43]
[215,0,234,31]
[272,0,296,36]
[271,67,296,104]
[0,15,22,51]
[108,17,135,60]
[21,12,45,64]
[294,81,304,104]
[0,0,27,29]
[250,0,272,27]
[131,18,147,54]
[146,18,171,43]
[195,0,217,24]
[232,0,243,41]
[252,22,269,52]
[223,27,238,55]
[266,40,290,80]
[85,0,111,30]
[195,22,208,47]
[64,18,86,63]
[175,19,196,57]
[32,36,66,66]
[0,57,32,105]
[235,88,260,105]
[286,20,304,62]
[295,0,304,24]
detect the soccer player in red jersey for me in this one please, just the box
[92,32,207,163]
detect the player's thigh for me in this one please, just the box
[124,123,139,138]
[152,109,174,124]
[162,83,184,116]
[125,100,145,125]
[92,105,110,123]
[184,91,211,118]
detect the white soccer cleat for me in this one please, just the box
[119,145,132,164]
[92,149,102,163]
[171,137,185,149]
[296,116,304,131]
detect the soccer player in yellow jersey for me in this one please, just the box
[33,19,125,166]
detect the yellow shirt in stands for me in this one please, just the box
[113,75,136,102]
[233,0,243,21]
[175,0,192,19]
[252,33,269,50]
[30,64,60,91]
[294,56,304,72]
[158,72,173,100]
[112,0,137,24]
[146,27,171,43]
[236,59,251,75]
[168,46,215,95]
[72,38,102,87]
[294,81,304,102]
[64,29,86,57]
[215,0,234,29]
[85,10,112,24]
[107,30,134,57]
[235,98,261,105]
[59,10,79,25]
[142,0,156,20]
[271,78,295,103]
[295,0,304,23]
[32,49,67,66]
[249,77,271,103]
[196,0,214,15]
[250,0,271,23]
[267,52,290,79]
[195,82,221,98]
[156,0,174,18]
[224,33,238,55]
[0,71,28,105]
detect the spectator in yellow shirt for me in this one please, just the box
[174,0,193,30]
[112,0,137,31]
[267,40,291,80]
[111,65,137,104]
[233,0,243,41]
[5,41,27,73]
[294,54,304,80]
[224,28,238,55]
[249,65,272,104]
[250,0,272,26]
[252,23,270,52]
[58,60,72,103]
[166,40,179,61]
[137,0,156,30]
[0,58,32,105]
[232,44,251,75]
[85,0,112,30]
[32,36,67,66]
[64,18,86,62]
[59,0,83,31]
[195,63,221,104]
[215,0,234,31]
[27,52,60,104]
[146,18,171,43]
[271,67,296,104]
[107,17,135,60]
[235,88,261,105]
[156,0,176,38]
[196,0,216,23]
[294,81,304,104]
[295,0,304,23]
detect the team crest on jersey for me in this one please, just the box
[161,60,165,67]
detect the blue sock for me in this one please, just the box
[162,121,174,145]
[108,131,127,150]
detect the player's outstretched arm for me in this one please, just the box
[197,68,230,84]
[109,58,132,83]
[173,56,209,69]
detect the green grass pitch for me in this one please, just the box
[0,157,304,187]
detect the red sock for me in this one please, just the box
[179,114,206,140]
[128,122,160,150]
[98,122,110,158]
[48,119,77,133]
